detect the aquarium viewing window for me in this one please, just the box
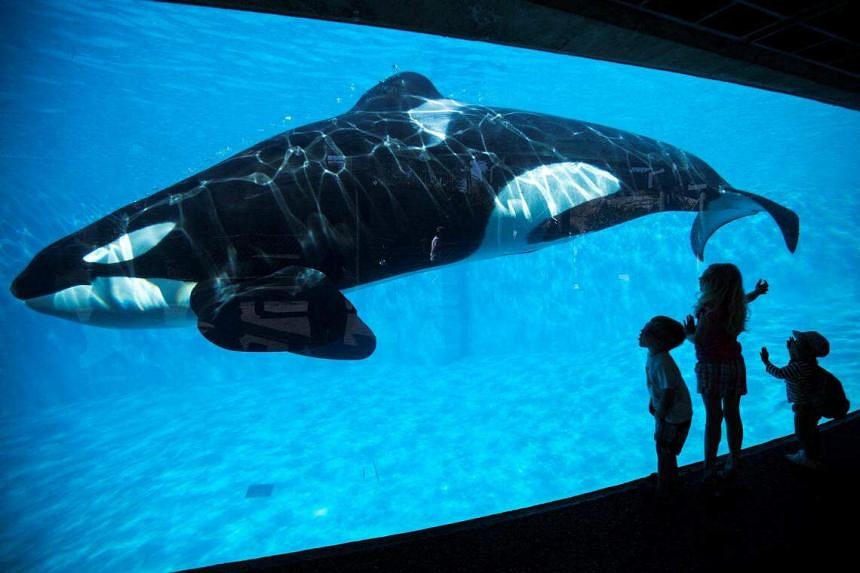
[0,1,857,571]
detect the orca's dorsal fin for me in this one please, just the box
[350,72,444,112]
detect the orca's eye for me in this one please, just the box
[83,222,176,264]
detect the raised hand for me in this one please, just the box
[684,314,696,335]
[760,346,769,363]
[754,279,769,296]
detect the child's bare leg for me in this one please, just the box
[656,443,678,491]
[702,394,723,476]
[794,404,822,461]
[723,394,743,471]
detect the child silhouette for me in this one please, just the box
[761,330,830,468]
[640,315,693,494]
[684,263,768,482]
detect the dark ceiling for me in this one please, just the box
[161,0,859,110]
[533,1,858,108]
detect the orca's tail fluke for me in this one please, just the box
[690,188,799,261]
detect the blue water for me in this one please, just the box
[1,1,858,571]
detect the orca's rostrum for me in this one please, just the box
[10,72,799,359]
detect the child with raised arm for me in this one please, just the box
[639,316,693,494]
[760,330,830,468]
[683,263,769,482]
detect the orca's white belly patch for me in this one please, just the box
[475,161,620,257]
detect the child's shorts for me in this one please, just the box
[655,418,692,456]
[695,358,747,397]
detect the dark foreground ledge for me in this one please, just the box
[185,412,860,572]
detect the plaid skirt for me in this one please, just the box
[695,358,747,397]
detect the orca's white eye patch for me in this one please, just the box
[83,222,176,264]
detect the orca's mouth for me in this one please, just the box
[10,272,31,300]
[11,222,181,301]
[10,265,91,301]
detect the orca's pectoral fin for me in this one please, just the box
[690,188,799,260]
[189,267,376,359]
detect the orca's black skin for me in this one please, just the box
[10,72,799,357]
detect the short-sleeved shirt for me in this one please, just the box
[646,351,693,424]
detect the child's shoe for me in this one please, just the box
[785,449,821,469]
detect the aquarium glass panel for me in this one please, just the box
[1,1,858,571]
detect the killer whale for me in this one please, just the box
[10,72,799,359]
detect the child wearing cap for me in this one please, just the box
[760,330,830,468]
[639,316,693,493]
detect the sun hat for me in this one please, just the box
[792,330,830,358]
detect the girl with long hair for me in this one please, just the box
[684,263,769,482]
